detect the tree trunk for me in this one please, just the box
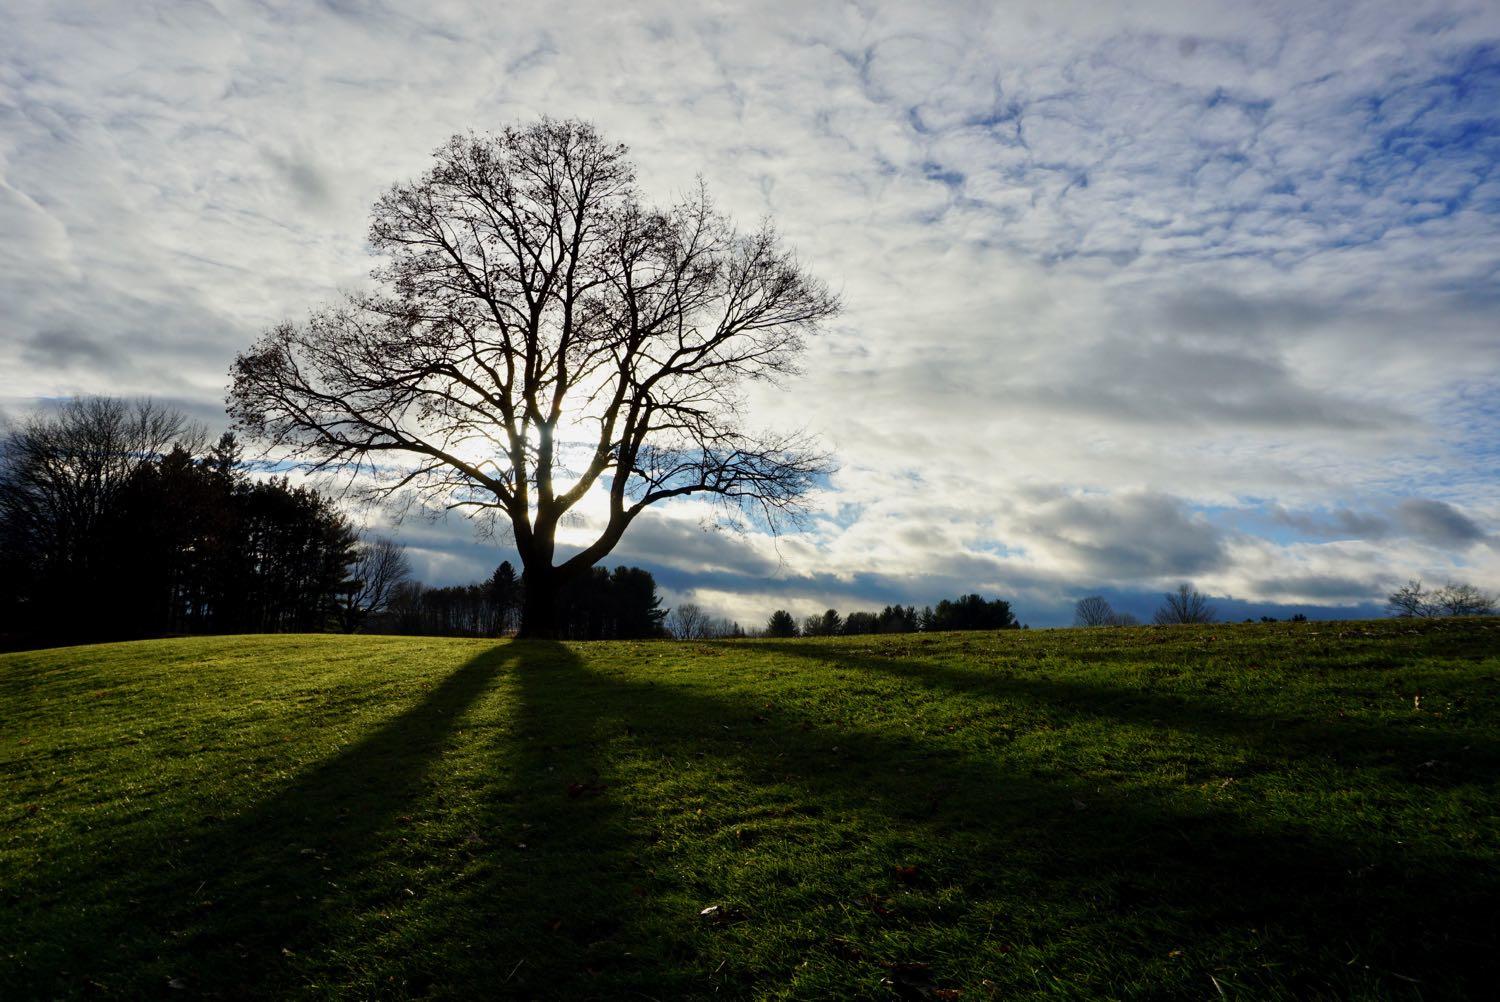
[517,565,560,639]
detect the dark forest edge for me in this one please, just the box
[0,398,683,651]
[6,396,1492,653]
[0,398,1022,652]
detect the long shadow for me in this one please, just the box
[443,642,1500,997]
[10,641,674,999]
[731,639,1500,784]
[10,636,1500,997]
[408,640,709,998]
[8,644,513,997]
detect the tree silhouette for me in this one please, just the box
[1436,582,1496,617]
[0,401,362,646]
[1153,584,1216,625]
[488,560,521,634]
[0,398,192,639]
[802,608,842,636]
[765,609,799,638]
[1073,595,1114,627]
[928,594,1018,631]
[337,537,412,633]
[228,119,839,637]
[1388,579,1495,618]
[668,601,712,640]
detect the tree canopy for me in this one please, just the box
[229,119,839,636]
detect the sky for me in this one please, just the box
[2,0,1498,627]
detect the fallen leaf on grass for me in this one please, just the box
[893,865,921,884]
[698,903,746,924]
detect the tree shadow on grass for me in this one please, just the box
[423,641,708,997]
[736,639,1500,784]
[8,637,1500,998]
[9,641,674,999]
[7,644,514,997]
[458,641,1500,998]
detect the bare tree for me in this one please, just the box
[1073,595,1114,627]
[1,398,193,576]
[1107,610,1141,627]
[1387,579,1436,618]
[667,601,712,640]
[229,120,838,637]
[1153,583,1216,625]
[1436,582,1496,617]
[711,617,744,639]
[337,536,413,632]
[1390,579,1495,618]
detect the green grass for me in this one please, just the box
[2,619,1498,999]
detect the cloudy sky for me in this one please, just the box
[3,0,1498,626]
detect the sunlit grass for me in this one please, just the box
[3,619,1498,998]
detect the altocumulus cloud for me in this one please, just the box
[2,0,1498,625]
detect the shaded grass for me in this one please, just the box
[2,618,1498,998]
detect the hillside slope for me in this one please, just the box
[3,621,1498,999]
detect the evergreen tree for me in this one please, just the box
[927,594,1018,632]
[766,609,799,638]
[489,561,520,634]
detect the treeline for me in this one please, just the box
[760,594,1021,638]
[0,399,363,648]
[372,563,669,641]
[0,399,678,650]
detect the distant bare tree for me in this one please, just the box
[1107,610,1140,627]
[1387,579,1436,618]
[693,614,742,639]
[1153,583,1216,625]
[1073,595,1114,627]
[1,398,192,556]
[337,536,413,632]
[1390,579,1495,618]
[1436,582,1495,616]
[1,399,195,605]
[228,119,839,637]
[668,601,712,640]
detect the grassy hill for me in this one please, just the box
[3,620,1498,999]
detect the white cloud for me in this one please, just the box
[3,0,1498,624]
